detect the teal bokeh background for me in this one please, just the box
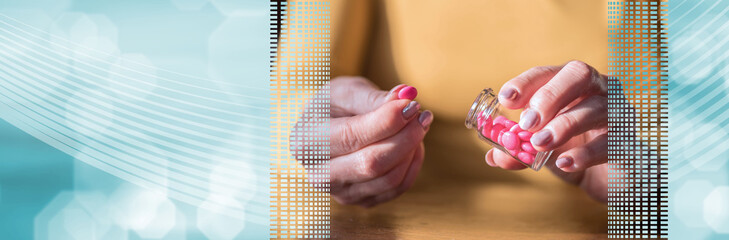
[668,0,729,239]
[0,0,271,239]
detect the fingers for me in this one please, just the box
[357,143,425,208]
[554,133,608,172]
[330,111,433,184]
[514,61,607,132]
[330,76,407,116]
[485,149,528,170]
[530,95,607,152]
[330,99,420,156]
[331,147,415,205]
[498,65,561,109]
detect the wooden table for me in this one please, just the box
[331,120,608,239]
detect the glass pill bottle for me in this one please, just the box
[465,88,554,171]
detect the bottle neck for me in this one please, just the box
[465,88,499,129]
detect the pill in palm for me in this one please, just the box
[501,131,520,150]
[398,86,418,100]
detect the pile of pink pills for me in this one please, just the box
[477,112,537,165]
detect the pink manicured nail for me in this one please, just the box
[556,157,573,169]
[531,129,553,147]
[398,86,418,100]
[419,110,434,128]
[402,101,420,119]
[499,87,517,101]
[519,109,539,130]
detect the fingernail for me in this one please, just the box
[556,157,573,169]
[499,87,517,100]
[531,129,552,146]
[486,159,496,167]
[418,110,434,128]
[519,109,540,130]
[387,84,407,96]
[402,101,420,119]
[485,152,497,167]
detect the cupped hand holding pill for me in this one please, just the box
[292,76,433,208]
[485,60,608,203]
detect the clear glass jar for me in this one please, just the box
[465,88,554,171]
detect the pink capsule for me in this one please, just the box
[490,124,505,141]
[508,149,519,157]
[517,131,533,141]
[481,115,492,128]
[501,131,520,150]
[509,124,523,133]
[481,126,491,139]
[521,142,537,154]
[517,152,535,165]
[493,116,508,126]
[497,127,508,145]
[504,120,517,130]
[398,86,418,100]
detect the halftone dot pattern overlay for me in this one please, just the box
[269,1,331,239]
[607,0,668,239]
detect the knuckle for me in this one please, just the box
[332,194,357,205]
[356,151,383,179]
[533,84,560,107]
[587,95,608,111]
[564,60,592,81]
[383,172,403,190]
[339,120,364,151]
[559,112,580,132]
[530,65,557,76]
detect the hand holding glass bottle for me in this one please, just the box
[484,60,608,202]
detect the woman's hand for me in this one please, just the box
[293,76,433,207]
[485,60,608,202]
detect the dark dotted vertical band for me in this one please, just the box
[608,0,668,239]
[270,1,331,239]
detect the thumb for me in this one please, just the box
[330,76,409,115]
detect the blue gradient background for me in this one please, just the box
[668,0,729,239]
[0,0,270,239]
